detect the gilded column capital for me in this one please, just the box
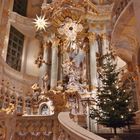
[51,37,60,47]
[101,33,109,40]
[43,42,49,49]
[88,32,96,42]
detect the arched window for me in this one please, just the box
[25,99,31,115]
[10,95,16,105]
[41,104,49,115]
[17,97,23,115]
[3,93,9,109]
[47,0,52,4]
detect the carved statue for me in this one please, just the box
[42,72,49,89]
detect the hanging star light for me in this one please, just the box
[33,15,48,31]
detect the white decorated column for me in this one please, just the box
[88,33,98,91]
[102,33,109,55]
[50,38,59,89]
[39,43,49,87]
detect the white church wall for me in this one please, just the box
[25,38,39,76]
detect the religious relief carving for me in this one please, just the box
[62,58,88,94]
[58,17,83,42]
[57,17,84,54]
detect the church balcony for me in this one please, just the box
[110,0,135,65]
[112,0,132,26]
[58,112,106,140]
[111,0,133,43]
[8,11,36,37]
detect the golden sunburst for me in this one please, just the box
[33,15,49,31]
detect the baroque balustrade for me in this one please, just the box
[13,115,56,140]
[58,112,106,140]
[0,56,37,115]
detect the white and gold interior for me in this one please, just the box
[0,0,140,139]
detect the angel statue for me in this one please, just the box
[42,72,49,89]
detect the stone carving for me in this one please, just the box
[42,72,49,89]
[62,59,88,93]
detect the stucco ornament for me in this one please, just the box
[58,17,83,42]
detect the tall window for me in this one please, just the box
[47,0,52,3]
[13,0,28,16]
[6,26,24,71]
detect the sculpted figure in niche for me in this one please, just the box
[42,72,49,90]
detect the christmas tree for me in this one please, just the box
[90,51,135,134]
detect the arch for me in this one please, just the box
[25,98,31,115]
[40,104,49,115]
[17,96,23,115]
[38,101,54,115]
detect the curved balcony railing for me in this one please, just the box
[13,115,56,140]
[8,11,36,37]
[58,112,106,140]
[0,111,57,140]
[112,0,132,25]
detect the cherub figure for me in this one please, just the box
[31,83,41,93]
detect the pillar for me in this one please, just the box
[39,43,49,87]
[102,33,109,55]
[50,38,59,89]
[88,33,98,91]
[58,45,63,81]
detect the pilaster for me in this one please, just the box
[50,37,59,89]
[88,33,98,91]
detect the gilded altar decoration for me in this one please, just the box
[58,17,83,52]
[42,72,49,89]
[58,17,83,42]
[0,103,15,115]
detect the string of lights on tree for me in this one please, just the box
[90,50,135,135]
